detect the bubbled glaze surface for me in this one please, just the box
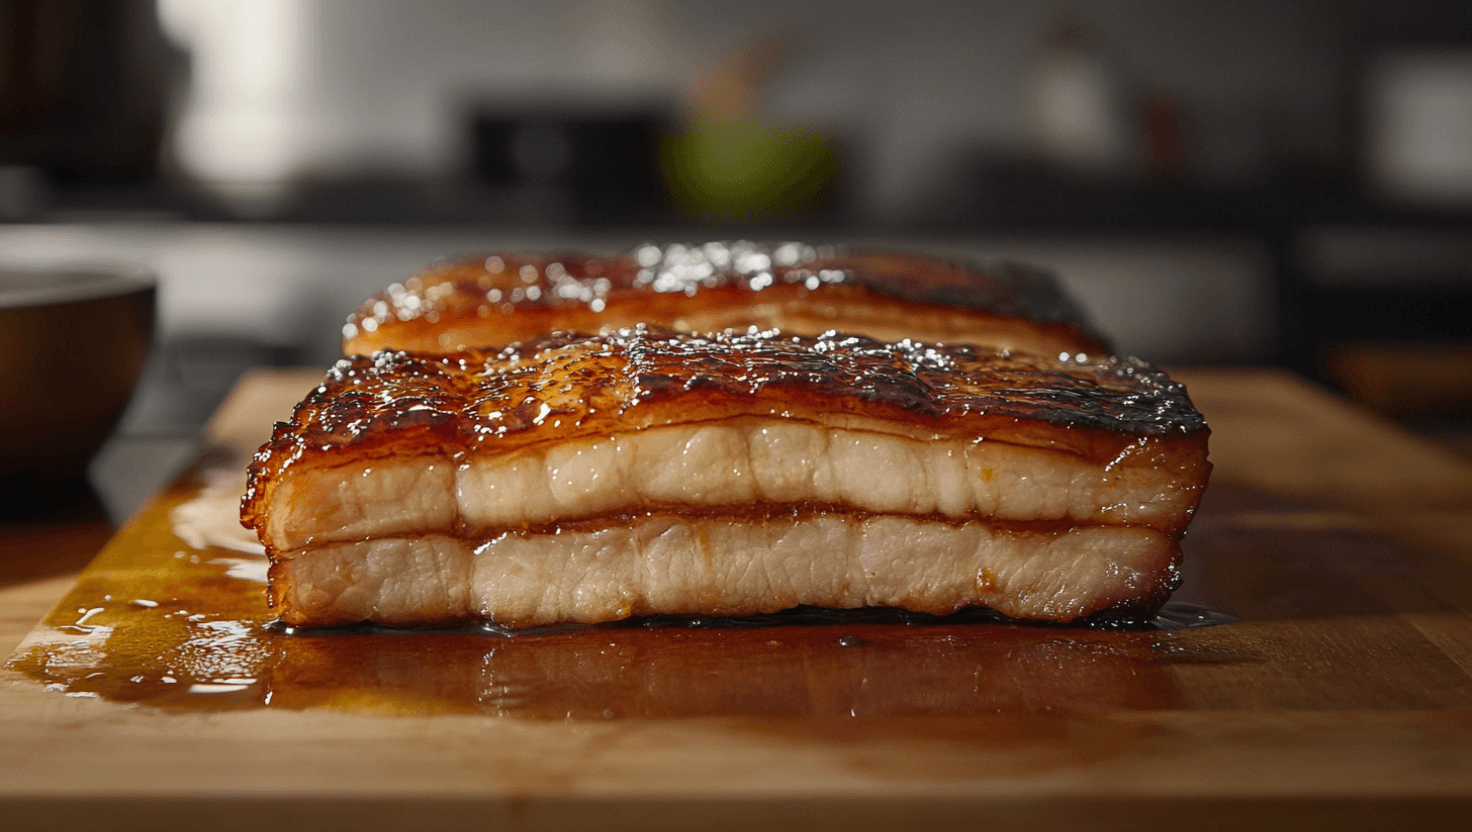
[340,242,1109,356]
[244,327,1207,532]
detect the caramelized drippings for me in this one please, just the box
[5,480,1240,717]
[7,574,1226,717]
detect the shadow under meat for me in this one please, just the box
[263,620,1198,718]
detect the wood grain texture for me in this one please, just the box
[2,367,1471,830]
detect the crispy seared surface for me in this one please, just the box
[245,328,1209,627]
[340,243,1109,357]
[244,327,1207,537]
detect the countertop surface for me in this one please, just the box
[3,367,1471,830]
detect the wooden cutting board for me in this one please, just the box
[3,367,1472,831]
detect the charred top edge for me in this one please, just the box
[341,242,1109,350]
[329,326,1200,438]
[243,327,1206,530]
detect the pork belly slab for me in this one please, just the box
[243,328,1210,629]
[340,242,1108,359]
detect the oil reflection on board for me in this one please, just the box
[8,477,1232,718]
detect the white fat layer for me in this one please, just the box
[274,536,474,627]
[272,518,1174,628]
[268,458,456,550]
[267,421,1197,551]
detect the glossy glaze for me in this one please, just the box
[241,328,1210,630]
[340,242,1110,357]
[246,327,1208,533]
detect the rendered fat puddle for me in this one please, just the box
[4,481,1235,717]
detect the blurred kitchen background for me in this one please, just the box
[3,0,1472,519]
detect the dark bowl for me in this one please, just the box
[0,268,156,482]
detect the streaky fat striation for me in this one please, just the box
[243,327,1211,629]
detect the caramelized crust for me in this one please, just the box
[243,327,1207,538]
[244,328,1211,627]
[340,243,1109,357]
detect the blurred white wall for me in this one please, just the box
[157,0,1345,220]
